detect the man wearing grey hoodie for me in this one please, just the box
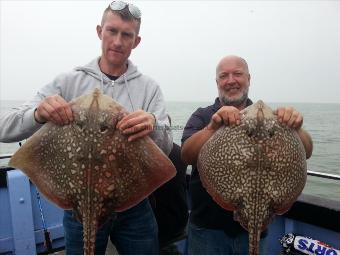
[0,2,172,255]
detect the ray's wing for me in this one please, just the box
[198,124,258,211]
[89,127,176,213]
[263,128,307,214]
[9,123,80,209]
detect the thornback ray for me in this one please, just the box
[9,88,176,255]
[197,100,307,255]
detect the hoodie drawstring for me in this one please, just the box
[123,74,135,112]
[100,72,105,92]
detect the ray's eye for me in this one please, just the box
[76,122,85,131]
[100,125,109,133]
[268,128,275,137]
[247,129,255,137]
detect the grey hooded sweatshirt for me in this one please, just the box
[0,57,173,155]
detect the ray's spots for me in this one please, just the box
[198,100,307,255]
[8,89,176,255]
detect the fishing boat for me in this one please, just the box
[0,154,339,255]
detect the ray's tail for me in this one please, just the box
[82,190,99,255]
[83,216,98,255]
[248,227,261,255]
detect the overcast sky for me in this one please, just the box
[1,0,340,103]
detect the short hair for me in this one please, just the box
[216,55,250,77]
[101,5,141,34]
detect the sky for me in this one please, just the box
[1,0,340,103]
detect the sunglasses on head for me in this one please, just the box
[110,1,142,19]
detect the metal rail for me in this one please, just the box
[1,154,340,181]
[0,154,13,160]
[307,170,340,181]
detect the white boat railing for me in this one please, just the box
[307,170,340,181]
[0,154,13,160]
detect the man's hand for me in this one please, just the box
[116,110,156,142]
[275,107,303,130]
[34,95,73,125]
[275,106,313,158]
[207,106,241,131]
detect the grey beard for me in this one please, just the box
[220,92,248,107]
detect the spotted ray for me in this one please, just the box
[197,100,307,255]
[9,88,176,255]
